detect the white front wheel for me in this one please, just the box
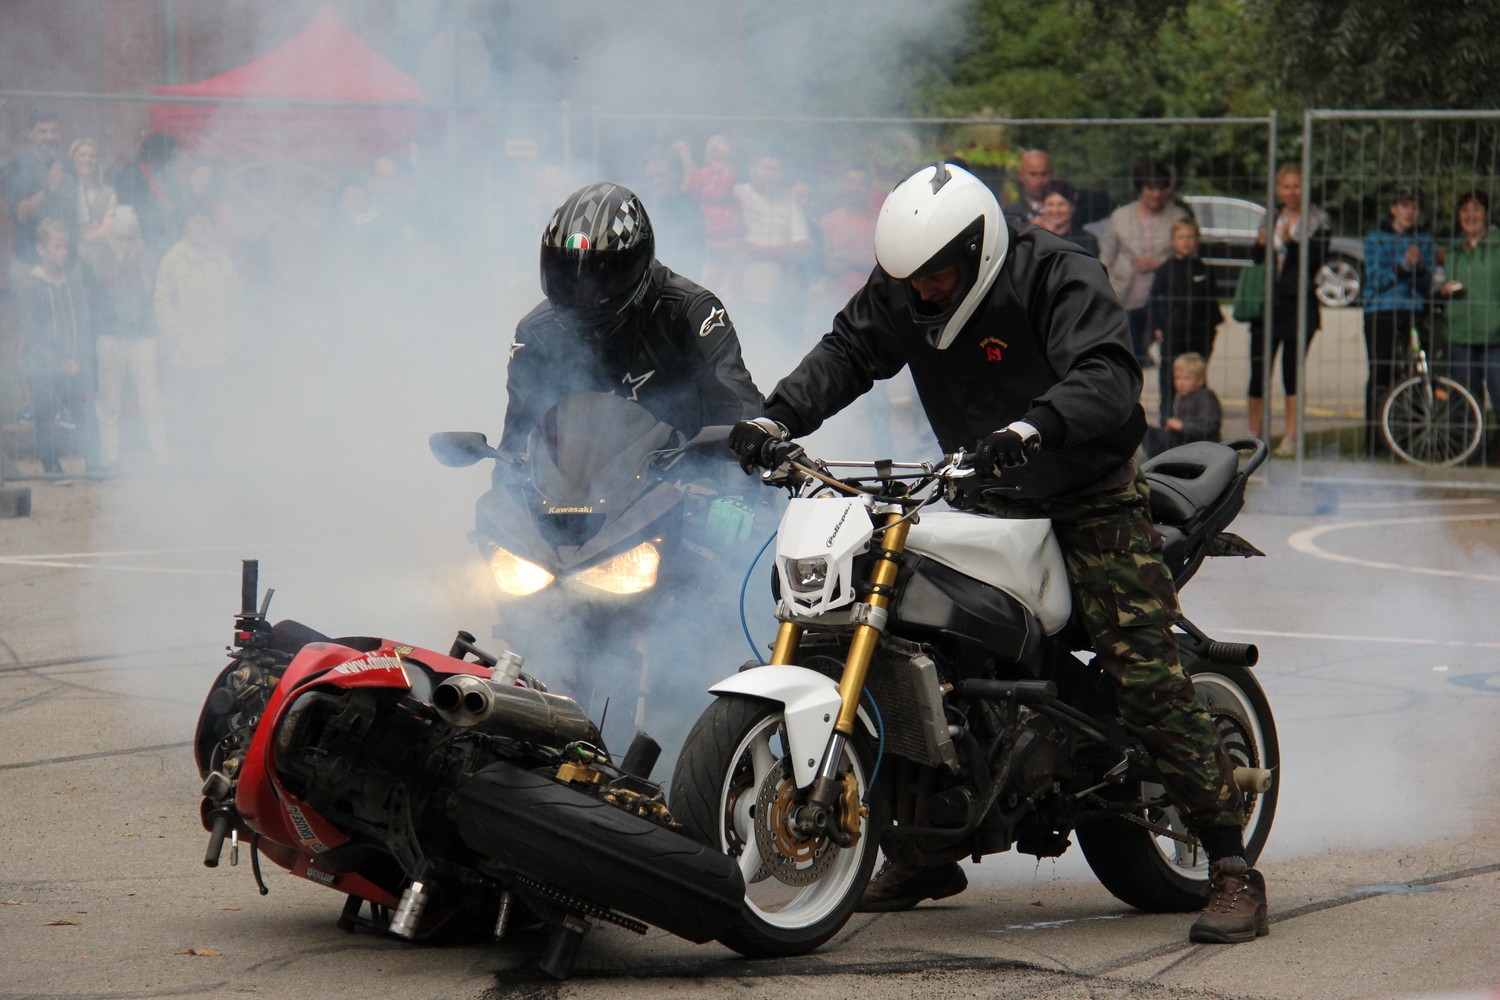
[669,695,883,957]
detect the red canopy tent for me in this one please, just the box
[148,7,426,164]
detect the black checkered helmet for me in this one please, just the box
[540,182,655,337]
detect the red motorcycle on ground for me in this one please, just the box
[193,561,745,978]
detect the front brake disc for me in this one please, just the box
[753,757,838,886]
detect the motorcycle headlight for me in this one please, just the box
[787,557,829,593]
[573,541,660,595]
[489,546,554,596]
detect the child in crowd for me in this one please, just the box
[1147,219,1222,420]
[1144,352,1221,457]
[18,218,96,474]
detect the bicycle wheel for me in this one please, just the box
[1381,374,1484,466]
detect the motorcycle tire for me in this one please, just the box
[1075,660,1279,913]
[669,694,884,958]
[452,760,745,944]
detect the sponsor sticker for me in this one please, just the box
[565,232,590,250]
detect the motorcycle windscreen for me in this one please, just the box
[524,393,686,568]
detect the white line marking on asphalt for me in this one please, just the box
[1214,627,1500,650]
[1339,498,1500,510]
[1285,514,1500,583]
[993,914,1126,932]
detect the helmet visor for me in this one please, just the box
[540,242,651,329]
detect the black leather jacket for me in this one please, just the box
[501,262,763,460]
[763,224,1145,501]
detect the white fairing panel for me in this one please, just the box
[774,497,872,615]
[905,510,1071,634]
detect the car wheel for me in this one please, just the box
[1315,254,1362,309]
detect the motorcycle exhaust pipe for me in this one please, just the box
[432,674,601,747]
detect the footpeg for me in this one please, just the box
[1233,767,1273,794]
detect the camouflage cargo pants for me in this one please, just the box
[979,470,1244,832]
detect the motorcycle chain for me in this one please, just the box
[507,873,648,935]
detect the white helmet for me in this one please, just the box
[874,162,1007,349]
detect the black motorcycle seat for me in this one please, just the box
[1141,441,1239,526]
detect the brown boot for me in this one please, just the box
[855,859,967,912]
[1189,860,1269,943]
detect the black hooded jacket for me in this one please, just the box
[501,261,763,459]
[762,224,1145,501]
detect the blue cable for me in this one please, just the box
[861,688,885,801]
[736,528,884,798]
[739,530,777,664]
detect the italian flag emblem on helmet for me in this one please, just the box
[565,232,591,250]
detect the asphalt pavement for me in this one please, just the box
[2,468,1499,1000]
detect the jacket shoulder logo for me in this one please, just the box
[698,306,727,338]
[979,336,1008,362]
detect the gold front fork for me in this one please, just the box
[796,509,911,840]
[834,512,909,734]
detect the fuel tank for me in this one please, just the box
[903,510,1071,635]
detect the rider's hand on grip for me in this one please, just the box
[975,421,1041,474]
[729,417,791,474]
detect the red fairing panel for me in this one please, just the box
[235,640,493,853]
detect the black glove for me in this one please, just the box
[728,417,790,473]
[974,422,1041,474]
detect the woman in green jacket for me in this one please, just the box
[1439,191,1500,457]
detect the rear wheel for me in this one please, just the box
[1077,660,1279,912]
[669,694,883,957]
[1382,374,1484,466]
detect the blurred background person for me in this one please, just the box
[1034,179,1098,255]
[1438,190,1500,461]
[636,153,704,279]
[154,206,243,467]
[1098,158,1190,368]
[732,152,810,383]
[111,132,183,258]
[4,109,64,281]
[67,138,116,270]
[1362,185,1435,458]
[92,206,167,472]
[807,165,878,329]
[1003,148,1052,223]
[1245,163,1329,455]
[19,219,96,475]
[1143,352,1221,457]
[1147,219,1222,423]
[674,134,742,294]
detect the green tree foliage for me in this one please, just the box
[918,0,1269,120]
[1248,0,1500,110]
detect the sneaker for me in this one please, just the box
[855,859,967,912]
[1188,860,1269,943]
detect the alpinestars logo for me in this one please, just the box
[621,370,655,401]
[979,337,1008,362]
[698,306,727,338]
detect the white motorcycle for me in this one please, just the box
[668,438,1277,957]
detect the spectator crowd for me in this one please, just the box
[4,106,1498,475]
